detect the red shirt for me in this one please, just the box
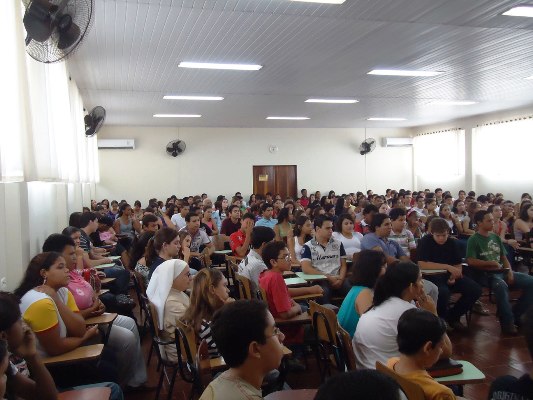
[300,197,309,208]
[354,221,370,235]
[259,270,303,344]
[230,230,246,256]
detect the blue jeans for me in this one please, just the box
[104,266,130,294]
[318,279,351,305]
[469,270,533,326]
[63,382,123,400]
[425,275,481,321]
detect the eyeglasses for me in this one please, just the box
[277,254,291,261]
[267,327,283,339]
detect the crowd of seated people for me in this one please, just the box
[3,188,533,400]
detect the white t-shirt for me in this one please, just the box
[332,231,363,259]
[238,249,267,288]
[353,297,415,369]
[171,214,186,230]
[294,236,305,261]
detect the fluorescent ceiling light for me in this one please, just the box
[305,98,359,104]
[290,0,346,4]
[153,114,202,118]
[266,116,310,120]
[368,69,442,77]
[367,117,406,121]
[163,95,224,101]
[429,100,477,106]
[178,62,262,71]
[525,75,533,80]
[502,6,533,17]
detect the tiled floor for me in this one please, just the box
[126,290,531,400]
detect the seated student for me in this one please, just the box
[337,250,386,338]
[129,231,154,286]
[353,262,452,370]
[355,204,378,235]
[221,205,242,236]
[301,215,350,304]
[180,212,214,269]
[14,252,101,357]
[182,269,234,359]
[417,218,481,331]
[387,308,460,400]
[62,226,131,300]
[0,292,123,400]
[97,216,119,246]
[146,259,192,362]
[259,241,323,344]
[255,203,278,230]
[199,300,285,400]
[466,210,533,335]
[145,227,179,281]
[314,369,401,400]
[42,234,148,389]
[287,215,314,265]
[230,213,255,258]
[273,208,293,242]
[238,226,276,291]
[112,203,141,249]
[171,204,189,231]
[332,213,363,260]
[388,208,417,257]
[489,305,533,400]
[361,213,439,304]
[141,213,160,233]
[202,206,219,236]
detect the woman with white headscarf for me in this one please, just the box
[146,259,192,362]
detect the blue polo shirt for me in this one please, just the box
[255,217,278,229]
[360,232,406,258]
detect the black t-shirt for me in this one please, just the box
[489,374,533,400]
[221,219,241,236]
[148,256,165,280]
[416,235,462,265]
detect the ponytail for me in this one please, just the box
[372,261,419,308]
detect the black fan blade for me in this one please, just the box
[23,1,53,43]
[166,146,174,153]
[57,15,80,50]
[84,114,93,127]
[85,126,96,137]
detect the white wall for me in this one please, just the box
[410,105,533,202]
[95,127,413,202]
[0,182,95,291]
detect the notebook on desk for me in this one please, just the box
[427,358,463,378]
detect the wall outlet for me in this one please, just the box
[0,277,6,290]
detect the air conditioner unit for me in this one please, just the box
[381,137,413,147]
[97,139,135,149]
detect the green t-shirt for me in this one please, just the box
[466,232,506,263]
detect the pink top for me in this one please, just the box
[99,231,113,242]
[68,271,95,310]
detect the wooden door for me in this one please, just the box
[253,165,297,200]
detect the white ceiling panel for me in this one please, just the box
[65,0,533,128]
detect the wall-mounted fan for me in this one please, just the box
[359,138,376,155]
[22,0,94,63]
[84,106,105,137]
[166,140,186,157]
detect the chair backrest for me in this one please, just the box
[235,274,253,300]
[194,339,213,393]
[375,361,425,400]
[257,286,267,303]
[174,323,196,384]
[336,325,356,371]
[133,273,147,319]
[176,319,198,358]
[309,301,339,344]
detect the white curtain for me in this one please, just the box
[473,120,533,179]
[414,130,465,178]
[0,0,99,184]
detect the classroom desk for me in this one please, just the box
[295,272,328,281]
[58,387,111,400]
[95,263,115,269]
[421,269,448,275]
[85,312,118,344]
[205,346,293,371]
[283,270,297,278]
[95,289,109,296]
[43,344,104,366]
[284,277,308,287]
[108,255,121,261]
[265,389,317,400]
[435,360,485,386]
[275,313,312,326]
[293,293,323,301]
[214,250,233,255]
[100,277,116,284]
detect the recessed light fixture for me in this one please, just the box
[153,114,202,118]
[368,69,442,77]
[266,116,310,120]
[429,100,477,106]
[290,0,346,4]
[305,98,359,104]
[178,62,262,71]
[367,117,407,121]
[163,95,224,101]
[502,6,533,17]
